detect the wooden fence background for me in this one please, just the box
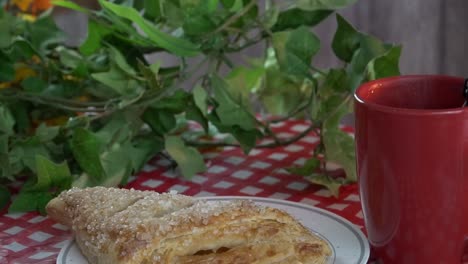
[313,0,468,77]
[55,0,468,77]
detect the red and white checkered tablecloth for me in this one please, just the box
[0,120,367,264]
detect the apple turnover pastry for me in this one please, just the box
[46,187,332,264]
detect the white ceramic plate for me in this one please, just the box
[57,196,369,264]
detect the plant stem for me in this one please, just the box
[268,82,315,123]
[210,0,257,35]
[322,94,352,123]
[185,123,317,149]
[310,65,327,76]
[220,54,234,68]
[225,37,265,52]
[0,93,107,113]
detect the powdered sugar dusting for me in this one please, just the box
[53,187,263,260]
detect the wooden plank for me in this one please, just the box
[314,0,444,75]
[442,0,468,77]
[54,0,466,77]
[367,0,443,75]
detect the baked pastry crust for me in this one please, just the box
[46,187,332,264]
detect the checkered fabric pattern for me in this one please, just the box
[0,120,366,264]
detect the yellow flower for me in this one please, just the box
[17,13,37,22]
[12,0,52,15]
[14,64,36,80]
[31,55,41,64]
[0,64,37,89]
[43,115,69,126]
[76,96,90,102]
[12,0,33,12]
[63,75,81,81]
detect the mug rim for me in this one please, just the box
[354,75,467,116]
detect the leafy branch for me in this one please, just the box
[0,0,401,212]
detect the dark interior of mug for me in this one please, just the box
[356,76,465,110]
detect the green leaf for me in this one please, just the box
[221,0,235,8]
[332,14,361,63]
[10,137,49,172]
[95,110,142,145]
[21,77,47,93]
[312,69,349,121]
[262,5,279,29]
[235,3,259,29]
[211,75,256,130]
[57,46,84,69]
[226,65,265,103]
[0,57,14,82]
[0,185,11,210]
[260,53,310,115]
[322,95,351,131]
[143,0,162,19]
[0,9,14,49]
[296,0,358,10]
[322,129,356,182]
[137,60,160,90]
[99,0,200,56]
[35,123,59,142]
[100,143,133,186]
[0,134,8,154]
[26,155,71,192]
[272,9,333,32]
[142,108,176,136]
[4,38,41,61]
[321,69,348,95]
[273,26,320,77]
[70,128,106,184]
[9,101,31,134]
[42,81,84,98]
[286,158,320,176]
[180,0,219,14]
[231,0,244,12]
[130,0,144,10]
[0,135,22,180]
[207,112,260,154]
[108,45,136,76]
[26,14,65,52]
[286,26,321,65]
[367,46,402,80]
[193,85,208,116]
[0,134,8,179]
[0,104,15,135]
[308,174,342,197]
[52,0,90,13]
[80,20,112,56]
[150,62,161,73]
[9,191,53,214]
[128,137,164,171]
[165,136,206,178]
[152,90,191,113]
[159,1,185,28]
[186,101,208,132]
[221,0,243,11]
[230,126,260,154]
[92,65,141,96]
[183,15,217,35]
[347,35,389,91]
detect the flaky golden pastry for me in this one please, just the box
[46,187,331,264]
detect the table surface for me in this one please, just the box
[0,120,367,264]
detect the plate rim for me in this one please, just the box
[57,196,369,264]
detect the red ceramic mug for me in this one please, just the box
[354,75,468,263]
